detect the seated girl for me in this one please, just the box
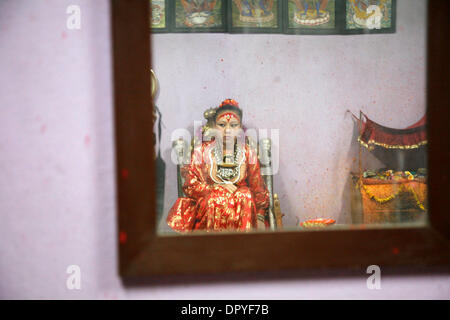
[166,99,270,232]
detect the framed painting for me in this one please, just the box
[284,0,340,35]
[113,0,450,278]
[150,0,170,33]
[228,0,283,33]
[172,0,227,33]
[345,0,396,34]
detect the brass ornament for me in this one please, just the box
[150,69,159,101]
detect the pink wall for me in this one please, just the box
[0,0,448,299]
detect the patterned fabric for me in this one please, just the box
[167,140,270,232]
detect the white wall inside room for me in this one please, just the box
[153,0,427,232]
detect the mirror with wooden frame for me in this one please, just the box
[112,0,450,277]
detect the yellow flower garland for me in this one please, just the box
[403,184,426,211]
[360,181,426,211]
[361,183,401,204]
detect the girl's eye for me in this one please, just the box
[218,123,225,127]
[231,124,238,128]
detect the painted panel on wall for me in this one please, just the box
[288,0,336,29]
[231,0,279,28]
[175,0,225,30]
[346,0,394,30]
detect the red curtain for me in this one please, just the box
[358,112,427,149]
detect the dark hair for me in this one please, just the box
[214,105,243,123]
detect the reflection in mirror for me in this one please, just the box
[151,0,427,235]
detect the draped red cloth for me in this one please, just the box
[358,113,427,149]
[166,140,270,233]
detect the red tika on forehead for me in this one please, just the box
[217,112,240,122]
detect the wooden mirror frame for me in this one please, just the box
[112,0,450,278]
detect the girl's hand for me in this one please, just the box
[214,183,237,194]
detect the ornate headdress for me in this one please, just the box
[219,99,240,109]
[215,98,242,122]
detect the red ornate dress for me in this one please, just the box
[166,140,270,232]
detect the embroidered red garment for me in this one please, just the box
[166,140,270,232]
[359,112,427,149]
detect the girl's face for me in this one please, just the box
[215,111,242,144]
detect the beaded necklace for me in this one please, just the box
[212,142,243,182]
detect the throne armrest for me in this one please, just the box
[258,138,278,230]
[172,138,189,198]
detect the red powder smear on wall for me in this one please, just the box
[121,169,129,179]
[392,247,399,255]
[119,231,127,244]
[84,135,90,146]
